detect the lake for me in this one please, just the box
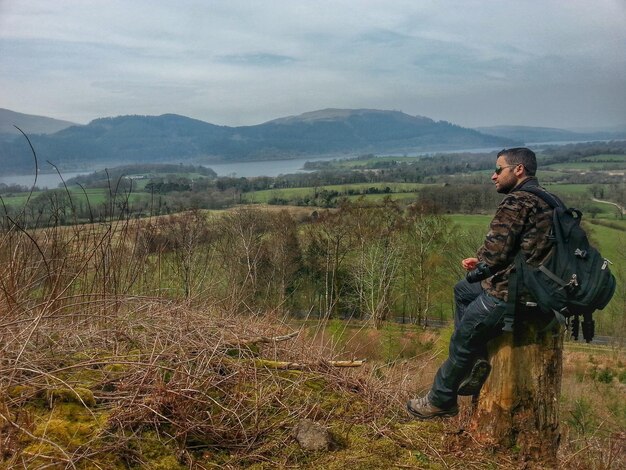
[0,146,508,188]
[0,155,344,188]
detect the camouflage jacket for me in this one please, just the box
[478,177,554,301]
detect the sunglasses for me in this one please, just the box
[494,164,519,175]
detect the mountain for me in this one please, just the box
[475,125,626,143]
[0,108,77,137]
[245,109,515,155]
[1,109,518,174]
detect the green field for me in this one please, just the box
[131,172,213,190]
[581,154,626,162]
[242,182,425,203]
[0,187,143,209]
[439,214,622,335]
[543,183,598,195]
[310,155,422,169]
[448,213,623,268]
[544,162,626,171]
[343,192,419,203]
[448,214,492,231]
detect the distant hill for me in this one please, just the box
[1,108,518,174]
[475,125,626,143]
[0,108,76,137]
[233,109,518,157]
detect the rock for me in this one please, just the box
[293,419,331,451]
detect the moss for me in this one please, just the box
[303,376,327,392]
[27,402,107,451]
[150,455,186,469]
[33,418,91,448]
[71,351,93,362]
[46,387,96,407]
[226,343,260,358]
[435,324,454,360]
[20,442,66,468]
[308,424,406,470]
[127,431,186,470]
[7,385,36,399]
[70,367,104,382]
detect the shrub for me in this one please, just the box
[596,367,615,384]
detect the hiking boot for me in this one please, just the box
[457,359,491,396]
[406,395,459,420]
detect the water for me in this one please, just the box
[205,145,516,176]
[0,155,342,188]
[0,171,90,189]
[205,155,339,177]
[2,139,600,187]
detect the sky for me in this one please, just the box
[1,0,625,129]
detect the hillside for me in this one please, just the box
[0,108,76,137]
[475,125,626,143]
[1,204,623,469]
[0,109,517,174]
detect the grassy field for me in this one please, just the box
[448,213,623,265]
[544,162,626,171]
[0,199,622,468]
[581,154,626,162]
[311,155,422,169]
[245,181,623,220]
[0,187,144,209]
[242,182,425,203]
[448,214,492,232]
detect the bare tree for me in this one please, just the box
[261,210,302,314]
[348,198,403,328]
[216,207,269,313]
[401,206,455,325]
[302,206,353,319]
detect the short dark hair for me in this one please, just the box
[497,147,537,176]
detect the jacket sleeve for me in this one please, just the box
[477,194,533,269]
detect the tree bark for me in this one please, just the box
[471,309,564,466]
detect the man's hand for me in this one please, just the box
[462,257,479,271]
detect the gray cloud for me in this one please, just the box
[0,0,624,128]
[215,53,298,67]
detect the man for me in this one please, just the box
[407,147,555,419]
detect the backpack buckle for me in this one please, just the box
[566,274,579,290]
[574,248,587,258]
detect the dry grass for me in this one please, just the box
[0,299,410,468]
[556,349,626,470]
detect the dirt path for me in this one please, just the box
[591,197,626,215]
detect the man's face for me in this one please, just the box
[491,156,520,194]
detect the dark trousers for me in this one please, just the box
[428,278,506,408]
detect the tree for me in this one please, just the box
[261,210,303,313]
[216,207,269,312]
[302,206,353,318]
[471,312,563,465]
[401,205,455,325]
[348,198,403,328]
[162,210,216,300]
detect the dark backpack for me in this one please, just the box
[510,186,616,342]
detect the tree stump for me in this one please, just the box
[471,309,564,465]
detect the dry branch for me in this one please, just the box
[254,358,366,370]
[224,330,299,348]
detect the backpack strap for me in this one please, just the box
[503,184,564,333]
[513,185,565,209]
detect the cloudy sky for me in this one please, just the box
[1,0,624,129]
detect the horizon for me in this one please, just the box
[1,1,625,129]
[4,106,626,133]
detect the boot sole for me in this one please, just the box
[457,360,491,396]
